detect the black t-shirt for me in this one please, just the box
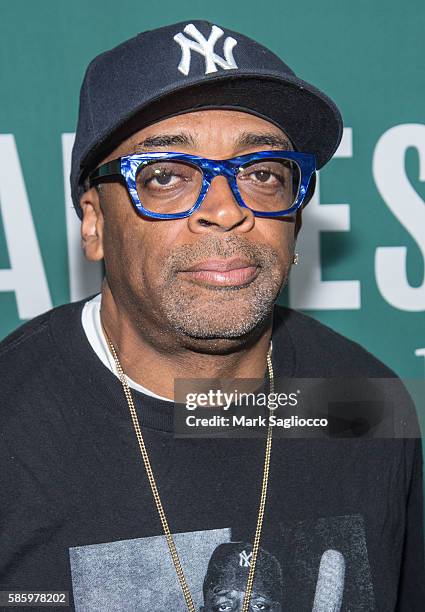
[0,298,423,611]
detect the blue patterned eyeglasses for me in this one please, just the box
[89,150,316,220]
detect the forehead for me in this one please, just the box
[107,109,291,159]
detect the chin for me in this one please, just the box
[168,300,273,342]
[159,268,286,345]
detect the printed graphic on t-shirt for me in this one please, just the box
[69,514,375,611]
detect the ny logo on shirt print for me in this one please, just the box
[239,549,253,567]
[69,516,375,610]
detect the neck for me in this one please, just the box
[99,283,273,400]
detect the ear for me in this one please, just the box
[80,187,104,261]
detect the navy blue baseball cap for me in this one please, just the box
[71,20,343,218]
[202,542,283,602]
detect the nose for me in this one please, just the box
[187,175,255,234]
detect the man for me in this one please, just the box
[200,542,283,611]
[0,20,423,611]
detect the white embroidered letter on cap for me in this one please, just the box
[239,550,253,567]
[174,23,238,76]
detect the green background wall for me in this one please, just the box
[0,4,424,411]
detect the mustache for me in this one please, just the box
[164,235,279,271]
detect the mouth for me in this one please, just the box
[178,257,260,287]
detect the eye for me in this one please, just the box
[251,170,275,183]
[251,597,271,610]
[211,595,236,612]
[240,167,283,185]
[136,160,201,199]
[237,161,289,189]
[143,168,184,188]
[152,170,173,185]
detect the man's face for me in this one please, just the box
[201,586,282,611]
[83,110,300,349]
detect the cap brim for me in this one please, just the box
[77,73,342,216]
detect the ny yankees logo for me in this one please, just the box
[173,23,238,76]
[239,549,253,567]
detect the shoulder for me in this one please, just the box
[0,298,88,388]
[0,300,81,357]
[274,305,423,440]
[273,304,396,377]
[0,298,93,432]
[0,309,51,357]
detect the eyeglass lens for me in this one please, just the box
[135,158,301,214]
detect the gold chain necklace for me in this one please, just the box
[104,329,274,612]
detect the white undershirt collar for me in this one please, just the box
[81,293,173,402]
[82,293,272,403]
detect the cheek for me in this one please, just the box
[256,219,296,261]
[137,232,163,285]
[118,222,180,291]
[100,186,168,276]
[101,209,147,288]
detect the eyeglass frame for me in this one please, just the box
[88,150,317,220]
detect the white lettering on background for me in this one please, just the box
[373,124,425,311]
[289,128,361,309]
[0,134,52,318]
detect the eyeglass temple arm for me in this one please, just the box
[89,159,122,185]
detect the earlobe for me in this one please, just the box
[80,188,104,261]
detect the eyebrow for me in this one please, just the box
[134,133,196,151]
[134,131,292,152]
[234,131,293,150]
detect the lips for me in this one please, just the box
[178,257,260,287]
